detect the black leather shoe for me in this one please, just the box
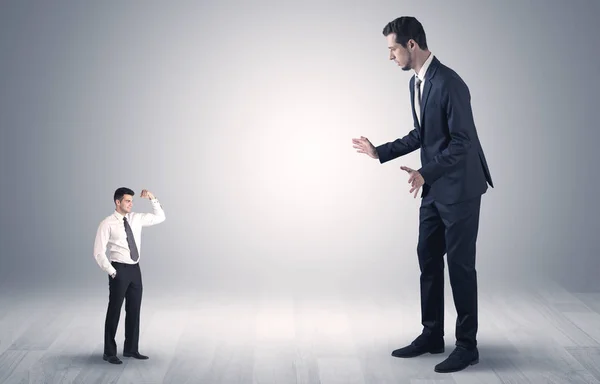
[103,354,123,364]
[391,334,445,358]
[123,352,149,360]
[434,346,479,373]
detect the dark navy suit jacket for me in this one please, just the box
[376,56,493,204]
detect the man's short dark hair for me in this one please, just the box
[382,16,428,50]
[114,187,135,203]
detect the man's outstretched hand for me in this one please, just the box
[401,166,425,198]
[352,136,378,159]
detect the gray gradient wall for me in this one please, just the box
[1,0,599,295]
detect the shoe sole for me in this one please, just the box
[392,347,445,358]
[123,354,149,359]
[434,358,478,373]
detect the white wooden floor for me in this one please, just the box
[1,280,600,384]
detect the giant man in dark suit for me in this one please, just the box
[353,16,493,373]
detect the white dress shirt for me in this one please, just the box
[414,52,435,125]
[93,198,165,276]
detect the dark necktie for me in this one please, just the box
[123,217,139,261]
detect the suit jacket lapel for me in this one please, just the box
[419,57,440,127]
[419,80,431,125]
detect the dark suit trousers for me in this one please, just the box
[417,194,481,349]
[104,262,143,356]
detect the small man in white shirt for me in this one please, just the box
[93,187,165,364]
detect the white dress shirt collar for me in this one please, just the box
[415,52,435,82]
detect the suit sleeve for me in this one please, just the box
[375,128,421,164]
[418,77,474,184]
[375,78,422,164]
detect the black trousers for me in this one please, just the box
[104,262,143,356]
[417,194,481,349]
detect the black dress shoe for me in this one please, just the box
[391,334,445,358]
[123,352,149,360]
[434,346,479,373]
[103,354,123,364]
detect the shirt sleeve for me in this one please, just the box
[93,221,116,275]
[137,198,166,227]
